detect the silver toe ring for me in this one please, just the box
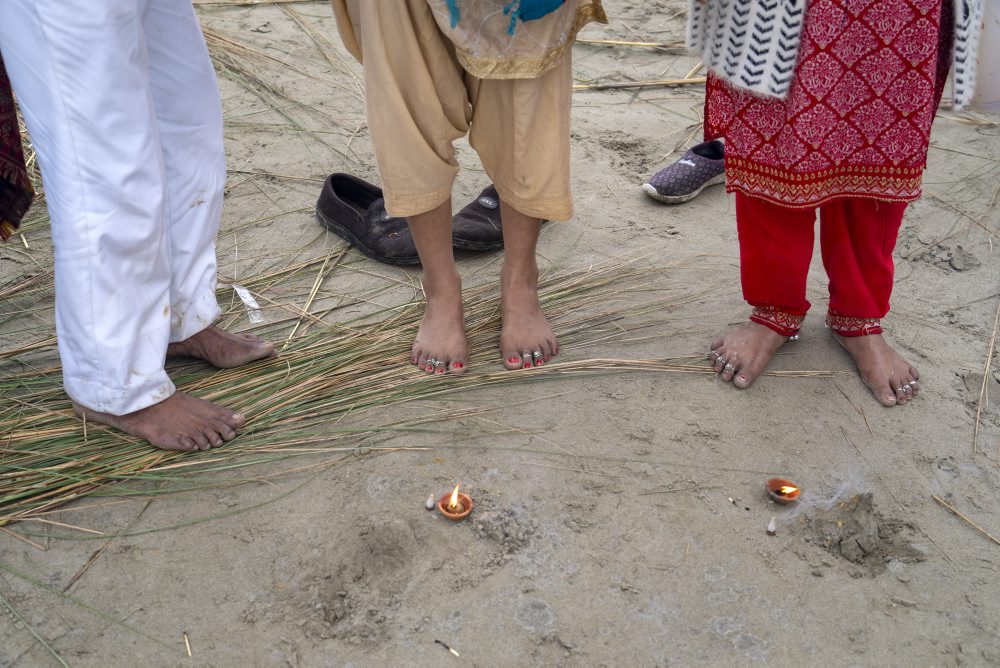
[532,351,543,360]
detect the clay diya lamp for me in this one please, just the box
[438,482,473,521]
[766,478,801,505]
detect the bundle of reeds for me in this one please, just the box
[0,257,725,527]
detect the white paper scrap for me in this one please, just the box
[231,284,264,324]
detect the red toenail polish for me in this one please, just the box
[524,362,532,369]
[436,368,444,374]
[509,356,520,364]
[536,359,543,366]
[452,362,464,369]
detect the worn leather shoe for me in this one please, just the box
[315,173,420,266]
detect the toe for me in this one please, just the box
[713,352,728,374]
[503,352,522,370]
[733,369,756,389]
[448,360,467,374]
[192,432,211,450]
[873,383,897,407]
[224,412,246,430]
[721,354,739,381]
[178,436,197,452]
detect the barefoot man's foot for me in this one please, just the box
[168,325,277,368]
[73,393,245,452]
[500,263,557,370]
[835,333,919,407]
[710,321,788,388]
[411,269,469,375]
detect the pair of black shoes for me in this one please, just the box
[315,173,504,266]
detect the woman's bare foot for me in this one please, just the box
[73,392,245,451]
[834,333,919,406]
[710,321,788,388]
[500,263,557,370]
[411,269,468,374]
[168,325,276,368]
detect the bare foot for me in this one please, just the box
[168,325,276,368]
[411,270,468,375]
[834,333,919,407]
[710,321,788,388]
[500,264,557,370]
[73,392,245,451]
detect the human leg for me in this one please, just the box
[348,0,471,373]
[820,198,917,406]
[0,0,246,450]
[0,0,176,415]
[711,193,815,388]
[141,0,275,367]
[468,47,573,369]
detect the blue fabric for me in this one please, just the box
[515,0,566,21]
[447,0,567,33]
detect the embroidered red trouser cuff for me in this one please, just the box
[736,193,907,337]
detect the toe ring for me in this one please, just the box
[426,357,438,366]
[895,387,905,393]
[717,357,727,365]
[434,360,446,369]
[902,383,912,393]
[532,351,543,360]
[724,363,734,370]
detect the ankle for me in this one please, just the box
[501,261,539,288]
[422,267,462,298]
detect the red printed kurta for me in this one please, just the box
[705,0,954,209]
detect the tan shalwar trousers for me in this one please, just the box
[332,0,574,221]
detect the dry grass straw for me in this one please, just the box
[576,38,685,52]
[974,302,1000,456]
[0,257,718,527]
[932,495,1000,546]
[574,77,707,91]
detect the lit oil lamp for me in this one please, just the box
[438,482,473,521]
[766,478,801,505]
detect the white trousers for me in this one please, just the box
[0,0,225,415]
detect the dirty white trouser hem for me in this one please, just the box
[0,0,225,415]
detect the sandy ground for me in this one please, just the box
[2,1,1000,665]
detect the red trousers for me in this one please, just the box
[736,193,907,337]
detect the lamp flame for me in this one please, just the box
[778,485,798,496]
[449,482,462,510]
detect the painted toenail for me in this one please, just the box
[452,362,464,369]
[536,359,543,366]
[508,356,520,364]
[523,362,531,369]
[738,375,747,382]
[435,368,444,374]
